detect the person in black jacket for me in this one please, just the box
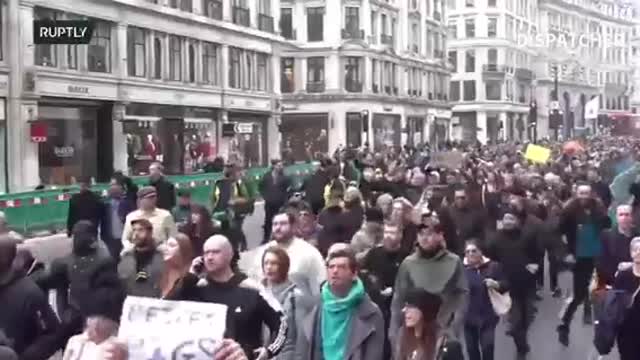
[259,159,292,243]
[66,176,104,236]
[148,162,176,211]
[596,205,639,287]
[0,237,60,360]
[37,221,123,349]
[168,235,287,360]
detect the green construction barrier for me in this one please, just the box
[0,163,316,235]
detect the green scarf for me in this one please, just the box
[320,278,365,360]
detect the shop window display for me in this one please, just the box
[280,115,328,162]
[372,114,401,151]
[227,121,265,168]
[38,107,98,185]
[183,123,217,173]
[125,121,163,175]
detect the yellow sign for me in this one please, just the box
[524,144,551,163]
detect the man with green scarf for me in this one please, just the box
[296,247,385,360]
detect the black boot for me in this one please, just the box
[557,323,569,346]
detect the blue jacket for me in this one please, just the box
[463,258,509,327]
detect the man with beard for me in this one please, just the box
[118,218,165,297]
[38,221,123,347]
[596,205,639,287]
[556,184,611,346]
[486,208,540,358]
[389,223,468,343]
[361,223,411,360]
[0,237,59,360]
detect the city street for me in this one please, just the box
[23,202,620,360]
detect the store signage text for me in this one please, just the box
[68,85,89,94]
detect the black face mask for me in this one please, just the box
[73,233,97,256]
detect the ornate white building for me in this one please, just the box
[277,0,452,158]
[534,0,636,138]
[3,0,287,192]
[446,0,538,143]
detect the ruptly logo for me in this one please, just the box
[33,20,94,44]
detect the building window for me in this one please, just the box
[345,7,360,35]
[188,44,195,83]
[372,59,378,92]
[280,8,293,39]
[281,57,294,93]
[67,45,78,69]
[169,36,182,81]
[447,21,456,39]
[202,42,218,85]
[244,52,253,89]
[127,27,146,77]
[180,0,192,11]
[229,47,241,88]
[259,0,271,15]
[345,57,362,92]
[465,0,473,7]
[487,48,497,65]
[88,20,111,73]
[448,50,457,72]
[465,18,475,38]
[169,0,178,8]
[153,37,163,79]
[463,80,476,100]
[465,50,475,72]
[257,53,268,91]
[488,0,496,6]
[307,7,324,42]
[450,80,460,101]
[488,17,497,37]
[307,57,325,92]
[34,8,58,67]
[485,80,501,100]
[203,0,223,20]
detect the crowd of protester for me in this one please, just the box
[2,135,640,360]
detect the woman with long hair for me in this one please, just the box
[260,246,306,360]
[395,288,463,360]
[160,233,194,298]
[179,204,216,257]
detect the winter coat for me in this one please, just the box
[463,257,508,327]
[117,248,165,298]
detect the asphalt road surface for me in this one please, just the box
[25,202,620,360]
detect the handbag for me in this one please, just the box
[488,287,512,316]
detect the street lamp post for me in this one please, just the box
[549,65,562,141]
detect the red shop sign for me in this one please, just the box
[30,121,48,143]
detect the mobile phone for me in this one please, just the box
[193,257,204,273]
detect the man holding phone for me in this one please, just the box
[167,235,287,360]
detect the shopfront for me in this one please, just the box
[406,116,425,147]
[227,112,268,168]
[280,113,329,162]
[122,104,218,175]
[427,108,452,147]
[372,113,401,150]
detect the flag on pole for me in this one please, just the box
[585,97,599,120]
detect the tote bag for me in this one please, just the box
[488,288,512,316]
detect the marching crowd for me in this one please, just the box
[1,135,640,360]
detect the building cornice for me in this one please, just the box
[539,0,636,26]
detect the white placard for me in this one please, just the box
[119,296,227,360]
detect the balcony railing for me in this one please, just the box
[381,34,393,46]
[232,6,250,27]
[345,79,363,93]
[306,81,325,93]
[258,14,274,32]
[515,67,534,80]
[342,28,365,40]
[482,64,508,73]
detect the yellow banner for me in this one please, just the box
[524,144,551,164]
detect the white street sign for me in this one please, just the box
[550,101,560,110]
[235,123,253,134]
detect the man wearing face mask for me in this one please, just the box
[389,223,468,344]
[0,237,59,360]
[485,208,541,358]
[556,183,611,346]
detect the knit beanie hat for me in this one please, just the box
[404,288,442,322]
